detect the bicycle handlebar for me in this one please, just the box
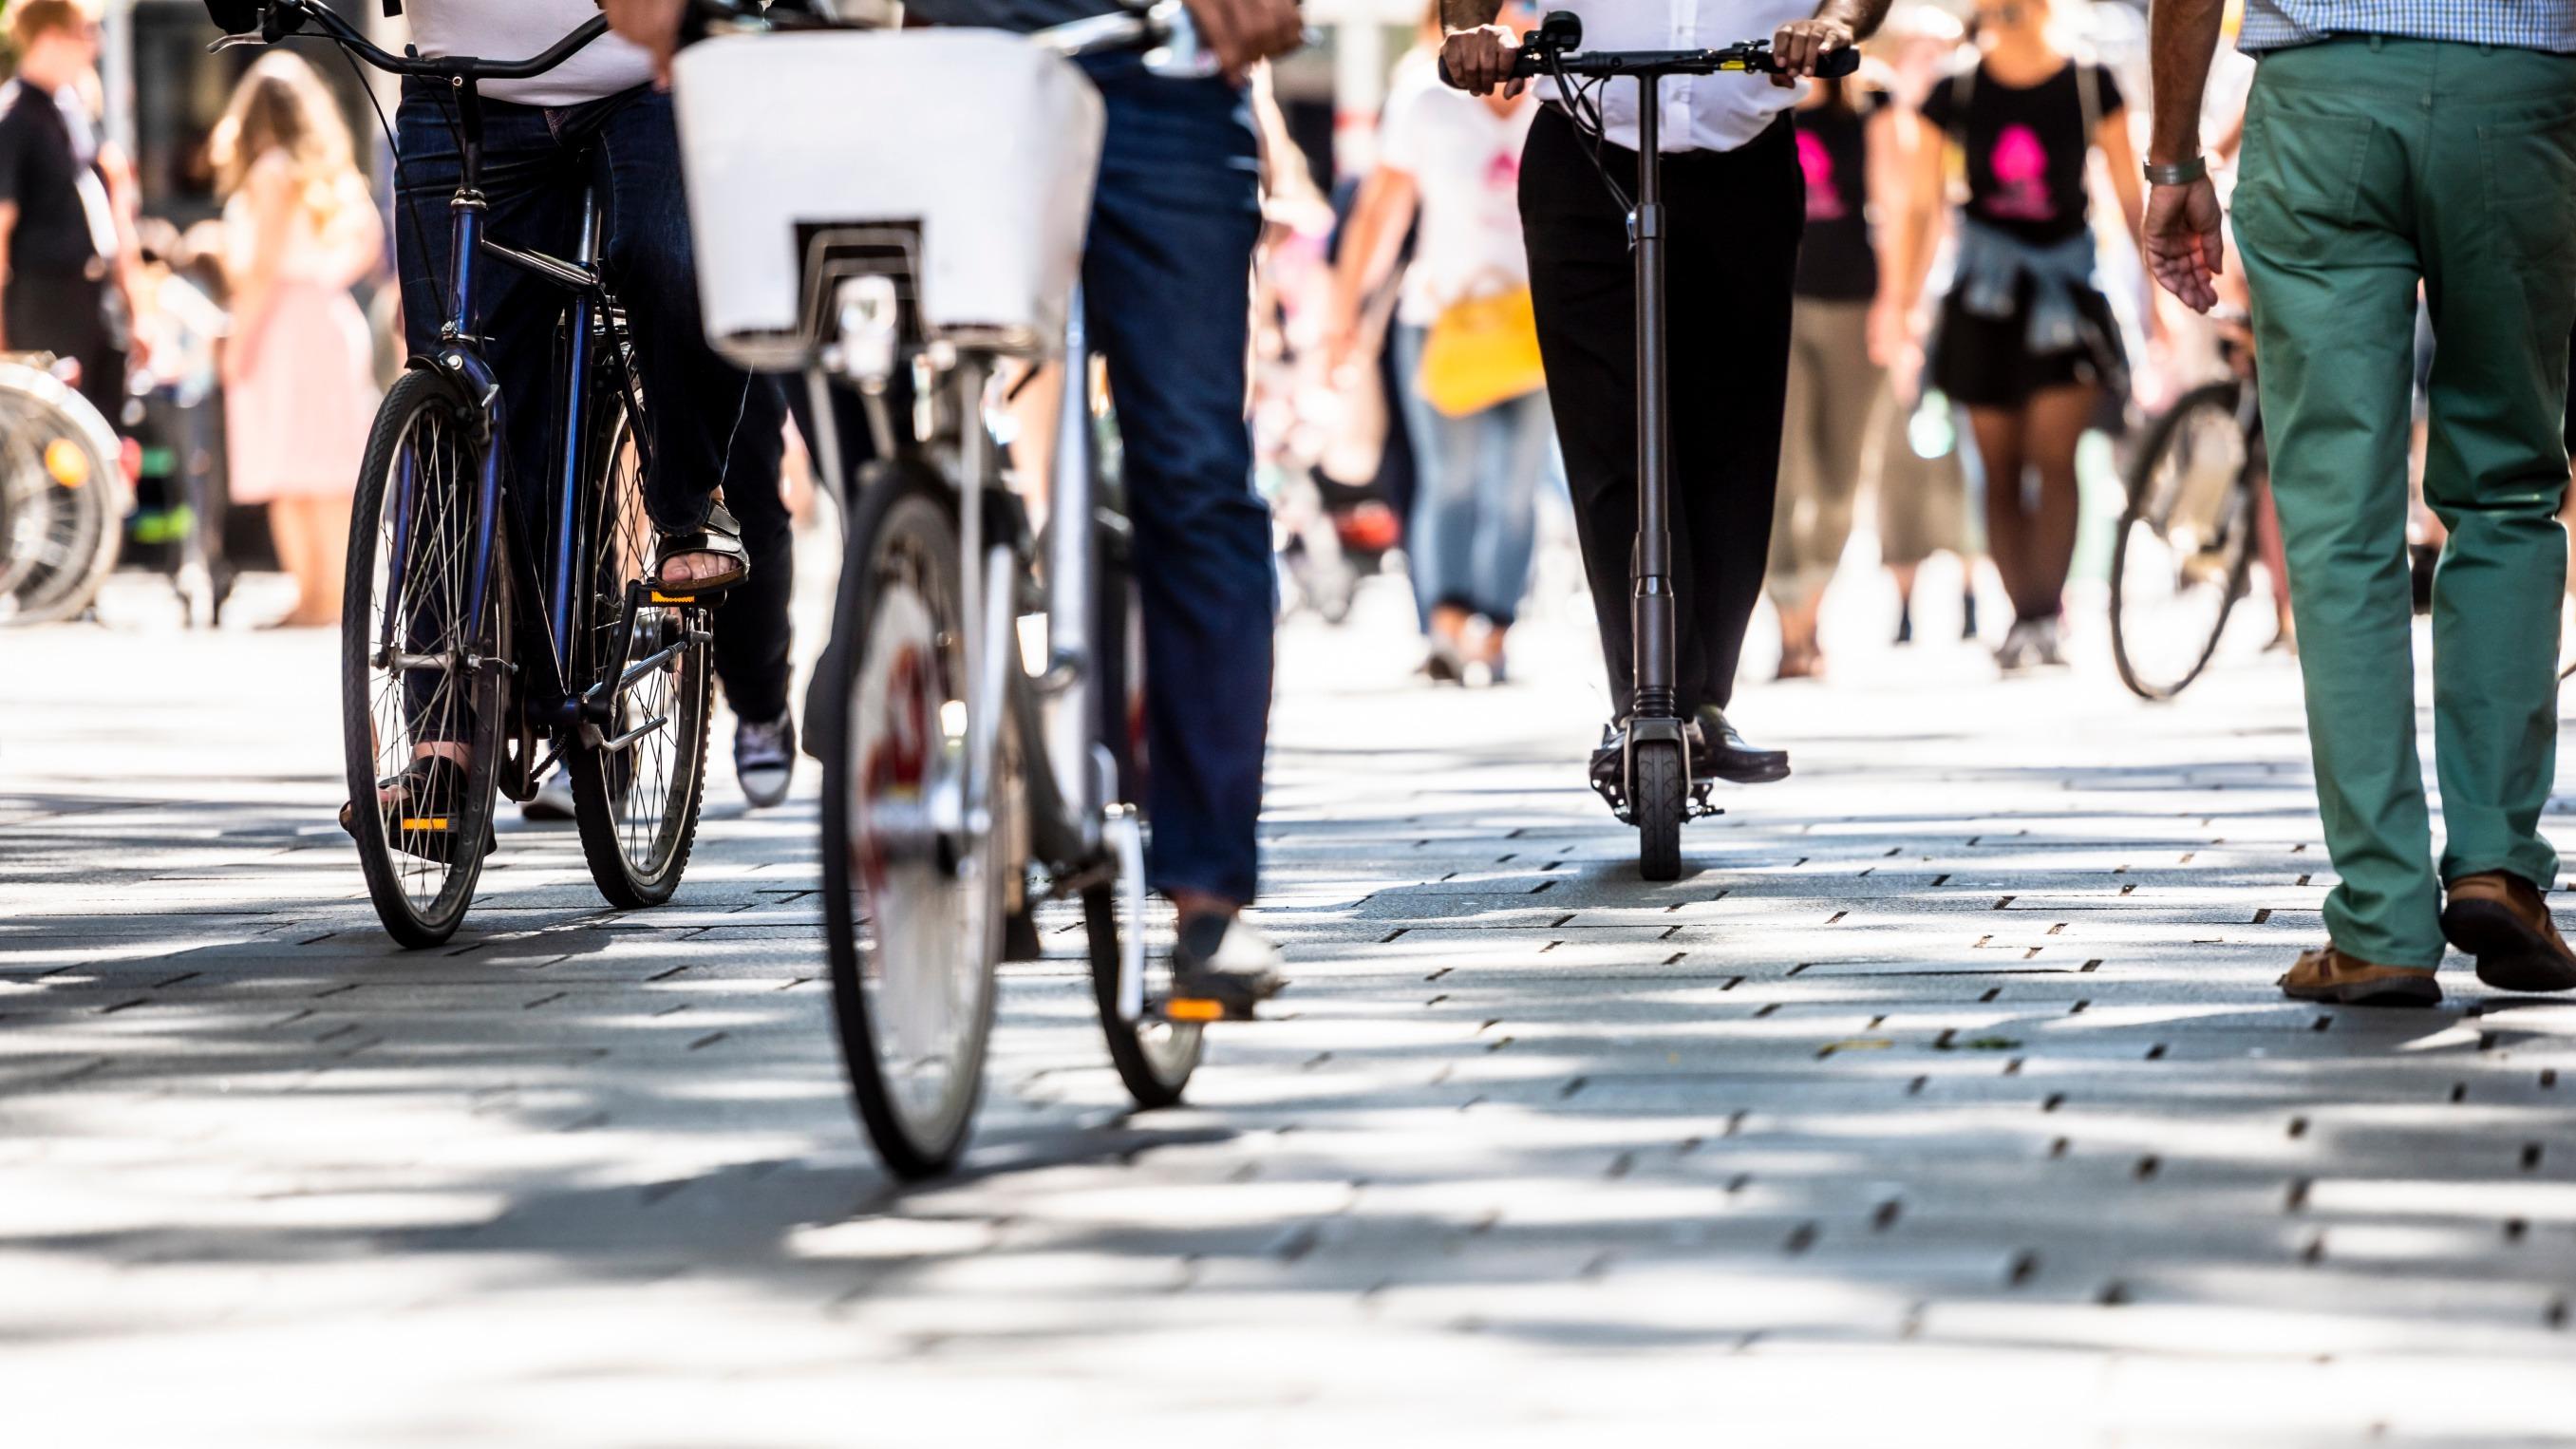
[1438,9,1860,86]
[209,0,610,84]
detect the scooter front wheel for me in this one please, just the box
[1633,739,1685,881]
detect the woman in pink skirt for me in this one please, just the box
[213,52,382,628]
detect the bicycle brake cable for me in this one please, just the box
[330,40,457,331]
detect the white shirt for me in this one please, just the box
[404,0,658,108]
[1379,85,1536,327]
[1534,0,1818,153]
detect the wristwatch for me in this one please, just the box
[2144,156,2209,186]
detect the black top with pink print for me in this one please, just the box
[1791,87,1886,303]
[1920,61,2123,248]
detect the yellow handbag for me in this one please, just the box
[1415,284,1547,418]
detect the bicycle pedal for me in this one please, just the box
[1152,995,1254,1025]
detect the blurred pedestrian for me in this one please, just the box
[211,51,382,629]
[1765,61,1918,679]
[1332,0,1559,686]
[1870,2,1978,648]
[1904,0,2146,671]
[2147,0,2576,1006]
[0,0,127,423]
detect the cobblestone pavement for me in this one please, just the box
[5,585,2574,1448]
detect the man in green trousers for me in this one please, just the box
[2145,1,2576,1006]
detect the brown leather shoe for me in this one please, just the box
[2442,872,2576,993]
[2279,945,2442,1007]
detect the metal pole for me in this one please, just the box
[1629,72,1675,724]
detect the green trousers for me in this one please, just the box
[2236,37,2576,967]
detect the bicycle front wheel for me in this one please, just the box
[818,462,1002,1178]
[568,399,715,909]
[342,370,509,947]
[2110,381,2259,702]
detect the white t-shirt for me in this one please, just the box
[1378,84,1535,328]
[404,0,658,108]
[1533,0,1816,153]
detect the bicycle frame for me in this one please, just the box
[375,79,644,739]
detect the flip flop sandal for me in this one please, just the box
[651,500,751,602]
[338,754,493,865]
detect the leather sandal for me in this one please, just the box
[337,754,493,865]
[2278,945,2441,1007]
[651,500,750,601]
[2442,872,2576,993]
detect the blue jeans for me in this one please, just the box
[1391,322,1556,627]
[1079,58,1272,906]
[392,83,794,720]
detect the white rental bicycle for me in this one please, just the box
[675,0,1226,1177]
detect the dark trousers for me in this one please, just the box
[1081,57,1273,905]
[393,83,791,724]
[1518,106,1801,716]
[6,269,124,425]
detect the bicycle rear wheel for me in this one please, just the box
[568,400,714,908]
[2111,381,2259,702]
[818,462,1001,1177]
[343,371,508,948]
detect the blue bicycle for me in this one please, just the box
[220,2,715,945]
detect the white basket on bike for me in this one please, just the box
[671,29,1106,370]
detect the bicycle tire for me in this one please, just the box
[568,396,714,908]
[818,460,1001,1178]
[342,369,508,948]
[1635,739,1684,882]
[2110,381,2258,702]
[0,366,122,626]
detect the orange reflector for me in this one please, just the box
[400,817,452,832]
[43,439,88,488]
[1162,998,1225,1023]
[649,591,691,605]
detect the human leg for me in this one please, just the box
[2410,45,2576,901]
[2014,383,2098,619]
[580,88,786,587]
[1079,61,1270,917]
[1521,106,1648,714]
[1664,122,1801,713]
[1967,405,2029,614]
[2233,41,2447,969]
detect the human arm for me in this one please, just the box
[219,154,299,382]
[1772,0,1890,89]
[1323,164,1420,374]
[2141,0,2228,312]
[1892,89,1949,353]
[1862,96,1916,368]
[1437,0,1524,97]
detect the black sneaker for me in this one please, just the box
[735,711,795,809]
[1164,913,1286,1022]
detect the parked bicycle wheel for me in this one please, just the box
[0,362,122,626]
[2111,381,2259,702]
[342,370,510,948]
[818,461,1002,1177]
[1087,551,1201,1107]
[567,399,714,908]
